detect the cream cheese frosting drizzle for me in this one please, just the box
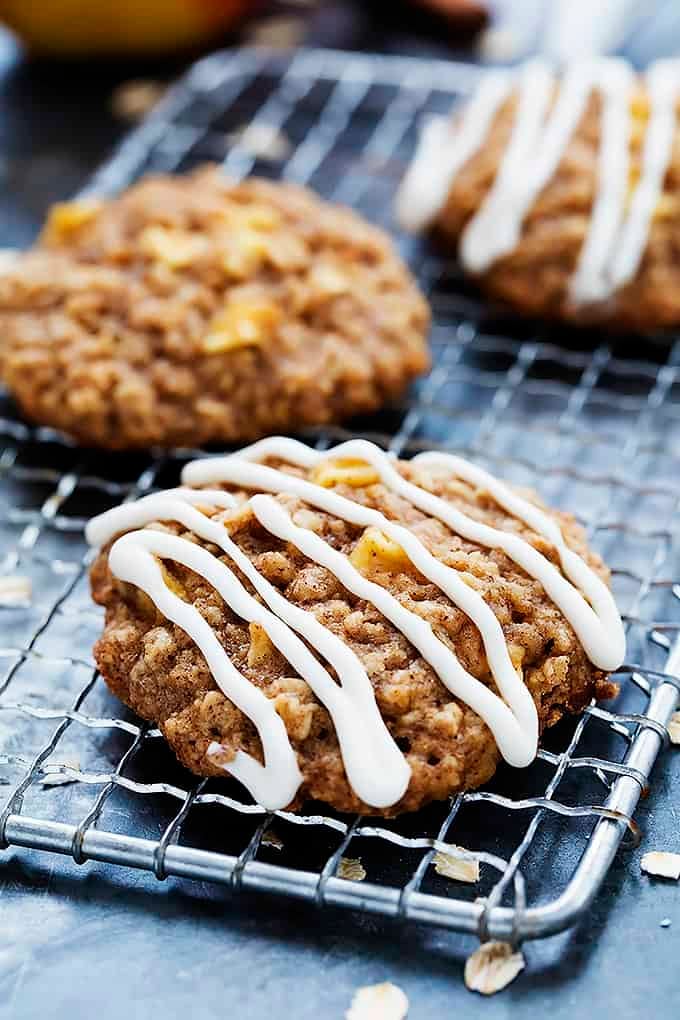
[460,60,590,274]
[395,71,512,234]
[399,57,680,307]
[87,488,410,811]
[607,59,680,292]
[107,526,302,811]
[88,439,625,811]
[569,60,634,305]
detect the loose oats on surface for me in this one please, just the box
[667,711,680,745]
[0,575,32,607]
[464,941,525,995]
[433,847,480,883]
[338,857,367,882]
[40,758,81,787]
[641,851,680,880]
[346,982,409,1020]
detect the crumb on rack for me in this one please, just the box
[244,16,306,49]
[433,847,480,883]
[40,757,81,787]
[226,123,292,162]
[641,851,680,880]
[464,941,525,995]
[0,575,32,607]
[338,857,367,882]
[346,982,409,1020]
[111,79,166,121]
[667,711,680,744]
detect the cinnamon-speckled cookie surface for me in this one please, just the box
[90,448,617,816]
[0,166,429,449]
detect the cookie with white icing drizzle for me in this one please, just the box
[88,438,623,815]
[397,58,680,330]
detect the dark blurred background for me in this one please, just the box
[2,0,680,246]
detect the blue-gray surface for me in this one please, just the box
[2,6,680,1018]
[0,746,678,1020]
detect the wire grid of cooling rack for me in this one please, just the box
[1,47,680,944]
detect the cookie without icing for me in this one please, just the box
[397,58,680,330]
[88,438,623,816]
[0,167,429,449]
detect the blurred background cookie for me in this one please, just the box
[397,58,680,330]
[0,166,430,449]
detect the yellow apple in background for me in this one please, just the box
[0,0,259,56]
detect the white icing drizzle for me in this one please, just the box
[108,526,302,811]
[569,60,634,305]
[197,437,624,670]
[395,72,512,234]
[412,450,625,669]
[402,57,680,306]
[249,492,538,768]
[460,60,555,274]
[607,59,680,292]
[88,439,625,811]
[87,488,411,811]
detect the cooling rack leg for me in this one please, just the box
[495,649,680,941]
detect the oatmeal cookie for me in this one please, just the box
[87,438,623,816]
[396,58,680,330]
[0,167,429,449]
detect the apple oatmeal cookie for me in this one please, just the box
[0,166,429,449]
[397,58,680,330]
[87,438,623,816]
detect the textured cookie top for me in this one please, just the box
[88,438,624,815]
[0,167,429,448]
[397,59,680,328]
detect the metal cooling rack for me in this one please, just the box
[1,46,680,944]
